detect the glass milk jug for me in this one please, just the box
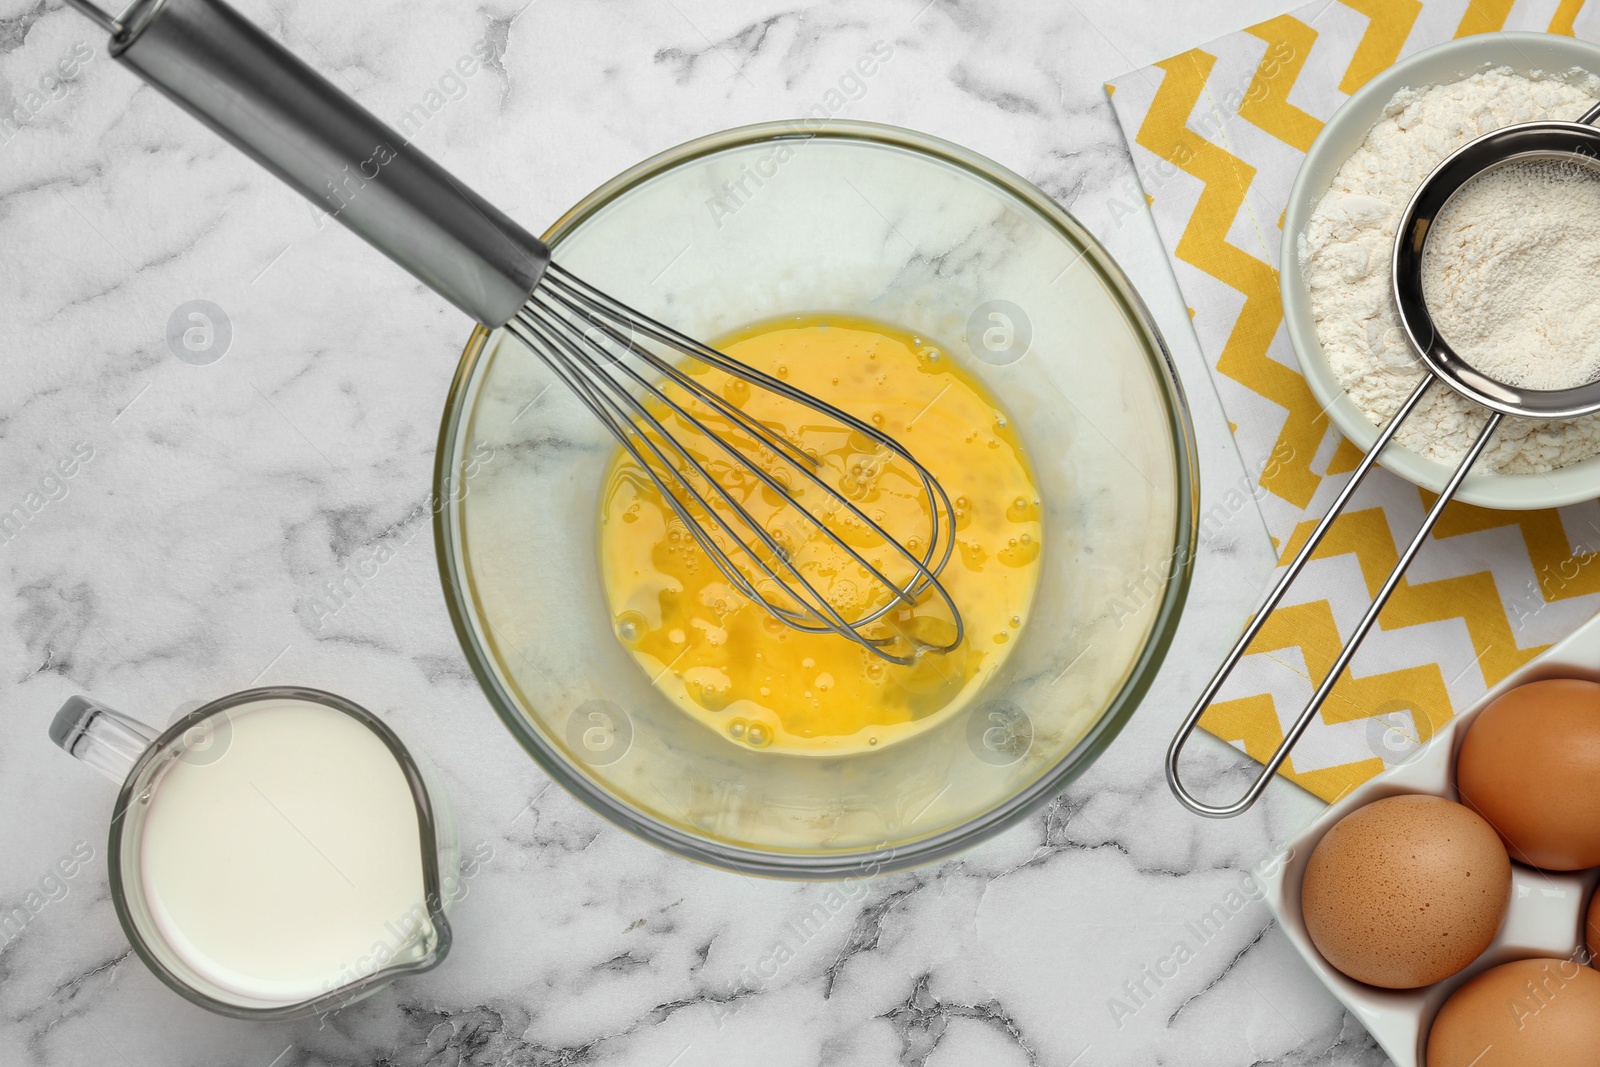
[51,685,457,1018]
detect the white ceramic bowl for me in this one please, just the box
[1260,611,1600,1067]
[1281,32,1600,509]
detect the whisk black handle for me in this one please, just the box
[70,0,549,327]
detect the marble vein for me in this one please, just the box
[0,0,1372,1064]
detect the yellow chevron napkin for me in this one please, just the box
[1108,0,1600,804]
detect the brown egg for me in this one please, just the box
[1428,958,1600,1066]
[1456,678,1600,870]
[1301,794,1510,988]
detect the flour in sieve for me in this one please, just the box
[1301,67,1600,474]
[1423,158,1600,391]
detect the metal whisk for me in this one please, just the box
[65,0,962,662]
[512,267,961,662]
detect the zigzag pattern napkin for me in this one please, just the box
[1107,0,1600,802]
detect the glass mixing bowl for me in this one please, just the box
[434,121,1197,877]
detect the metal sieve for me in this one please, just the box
[1168,101,1600,818]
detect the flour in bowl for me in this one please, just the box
[1300,67,1600,474]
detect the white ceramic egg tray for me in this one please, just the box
[1259,611,1600,1067]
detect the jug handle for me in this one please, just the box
[50,696,157,784]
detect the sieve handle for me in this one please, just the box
[66,0,548,327]
[1166,375,1503,818]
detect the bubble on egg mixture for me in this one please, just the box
[615,611,645,644]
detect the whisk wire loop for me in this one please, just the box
[505,264,964,664]
[526,283,943,628]
[541,266,961,597]
[510,298,874,644]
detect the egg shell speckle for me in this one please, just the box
[1301,793,1511,989]
[1427,958,1600,1066]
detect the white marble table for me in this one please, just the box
[0,0,1382,1063]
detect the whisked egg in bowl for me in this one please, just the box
[438,121,1195,876]
[599,314,1043,756]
